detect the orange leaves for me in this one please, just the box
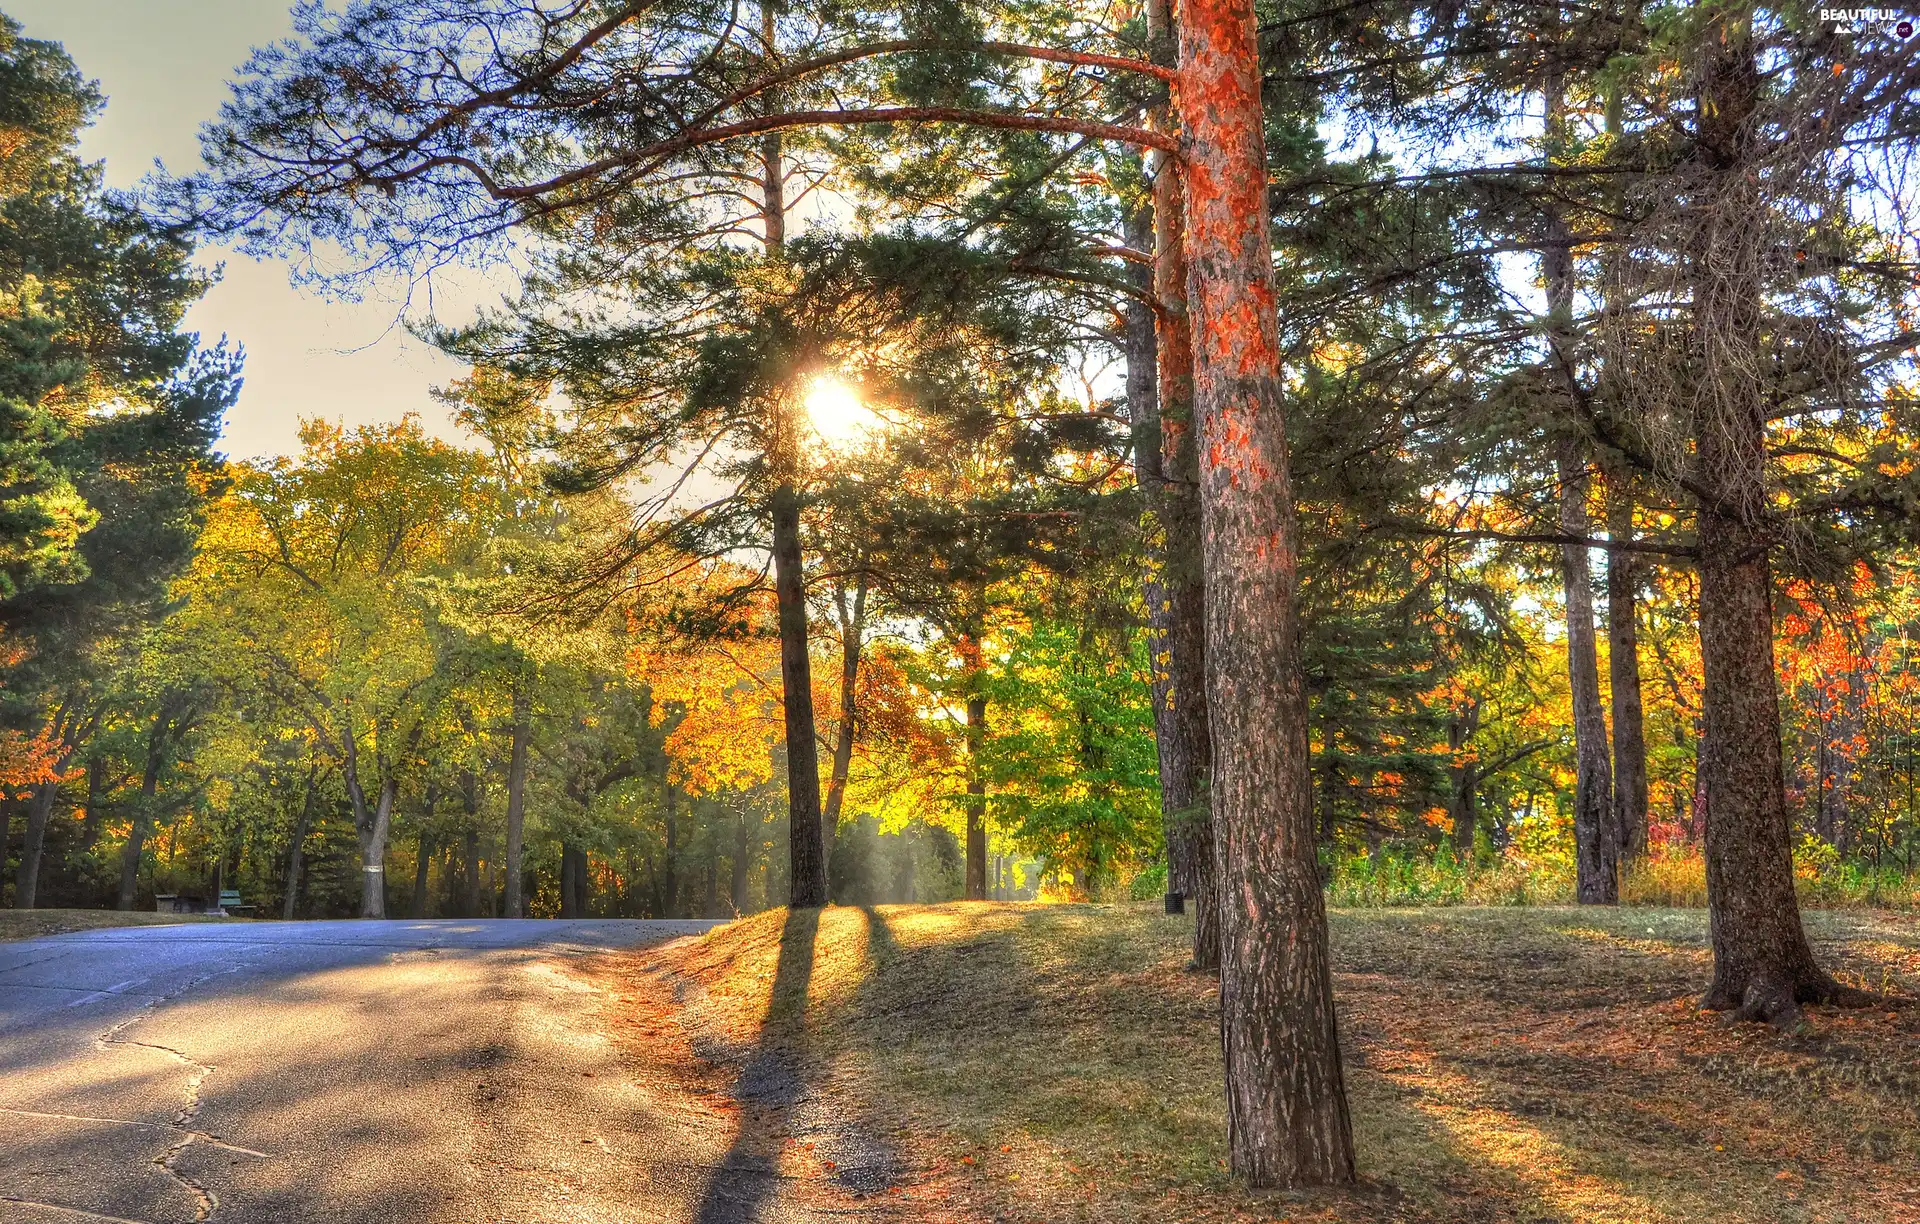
[0,725,63,796]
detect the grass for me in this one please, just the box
[613,901,1920,1224]
[0,907,238,942]
[1329,843,1920,911]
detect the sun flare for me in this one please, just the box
[802,376,883,450]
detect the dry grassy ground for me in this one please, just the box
[0,907,236,942]
[605,903,1920,1224]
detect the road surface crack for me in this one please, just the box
[0,1106,271,1158]
[93,965,251,1222]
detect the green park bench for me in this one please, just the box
[217,889,257,917]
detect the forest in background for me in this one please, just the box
[3,2,1920,928]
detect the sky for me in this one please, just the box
[5,0,506,460]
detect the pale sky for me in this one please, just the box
[5,0,504,459]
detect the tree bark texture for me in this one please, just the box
[823,581,866,846]
[1447,703,1481,854]
[1559,441,1617,903]
[964,692,988,900]
[504,684,532,918]
[12,780,57,909]
[1176,0,1354,1185]
[1690,20,1849,1025]
[1146,0,1221,970]
[118,711,175,911]
[773,481,830,908]
[1607,477,1650,863]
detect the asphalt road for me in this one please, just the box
[0,917,804,1224]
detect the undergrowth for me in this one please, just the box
[1328,843,1920,909]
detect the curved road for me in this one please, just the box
[0,918,800,1224]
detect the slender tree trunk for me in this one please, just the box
[1560,441,1618,903]
[753,34,828,911]
[458,765,482,917]
[560,842,588,918]
[78,755,105,852]
[773,483,829,908]
[283,768,318,920]
[413,832,434,919]
[662,775,680,918]
[1608,476,1651,863]
[1690,18,1854,1025]
[731,812,753,914]
[462,827,482,918]
[964,693,988,900]
[504,683,531,918]
[13,780,59,909]
[1541,46,1616,903]
[118,711,173,911]
[1176,0,1354,1184]
[1146,7,1221,968]
[822,580,867,871]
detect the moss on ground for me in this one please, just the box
[616,903,1920,1224]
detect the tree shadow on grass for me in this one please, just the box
[692,905,819,1224]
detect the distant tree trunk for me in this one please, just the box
[822,580,867,866]
[462,826,482,917]
[560,842,589,918]
[13,780,60,910]
[662,774,680,918]
[731,811,755,914]
[457,764,482,917]
[283,769,318,920]
[348,754,397,920]
[1607,477,1651,863]
[964,693,988,900]
[412,832,434,919]
[1690,19,1856,1025]
[118,711,174,911]
[504,683,531,918]
[1148,0,1219,973]
[1560,442,1618,903]
[1448,737,1478,857]
[410,781,439,918]
[78,756,105,852]
[1177,0,1354,1185]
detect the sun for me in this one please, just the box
[801,375,884,450]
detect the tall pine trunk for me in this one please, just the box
[1144,2,1220,970]
[504,684,531,918]
[1607,476,1650,863]
[1690,19,1851,1024]
[1176,0,1353,1184]
[1560,441,1617,903]
[759,102,829,910]
[773,483,828,907]
[1542,48,1615,904]
[964,693,988,900]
